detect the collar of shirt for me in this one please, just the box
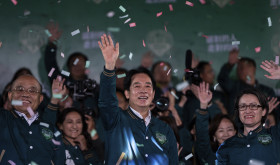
[130,106,151,126]
[15,110,39,126]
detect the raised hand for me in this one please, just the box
[197,82,212,109]
[46,21,62,42]
[267,97,280,113]
[260,60,280,80]
[98,34,119,70]
[50,75,67,104]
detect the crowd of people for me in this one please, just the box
[1,28,280,165]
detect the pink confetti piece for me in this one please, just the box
[255,47,261,53]
[185,1,194,6]
[202,35,208,39]
[275,56,279,65]
[143,40,146,47]
[8,160,16,165]
[164,25,167,32]
[129,22,136,27]
[160,62,165,66]
[87,26,89,32]
[11,0,17,5]
[199,0,206,4]
[61,52,64,58]
[157,12,162,17]
[27,106,34,117]
[48,68,55,77]
[185,69,193,73]
[169,4,173,11]
[167,68,171,75]
[52,139,61,145]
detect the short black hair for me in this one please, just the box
[239,57,256,68]
[196,61,210,74]
[151,61,172,76]
[234,88,269,126]
[124,67,156,91]
[66,52,88,69]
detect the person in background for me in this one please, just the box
[140,51,154,70]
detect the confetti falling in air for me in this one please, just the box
[30,161,38,165]
[71,29,80,36]
[164,25,167,32]
[54,131,61,137]
[119,54,126,59]
[129,52,133,60]
[48,68,55,77]
[214,83,219,90]
[73,58,79,65]
[171,91,179,99]
[169,4,173,11]
[199,0,206,4]
[202,35,208,39]
[119,14,129,18]
[90,129,97,137]
[117,73,126,78]
[85,61,90,68]
[124,18,131,24]
[11,100,23,106]
[249,159,265,165]
[116,152,126,165]
[39,122,49,128]
[61,70,70,77]
[27,106,34,117]
[87,26,89,32]
[107,27,120,32]
[157,12,162,17]
[167,68,171,75]
[232,41,240,45]
[185,153,193,161]
[24,10,31,16]
[45,29,52,37]
[53,94,62,99]
[185,1,194,6]
[143,40,146,47]
[107,11,115,18]
[255,47,261,53]
[268,17,272,27]
[61,52,64,58]
[246,75,251,81]
[160,62,164,66]
[8,160,16,165]
[275,56,279,65]
[129,22,136,27]
[119,5,126,12]
[163,65,168,71]
[173,69,178,73]
[11,0,17,5]
[52,139,61,145]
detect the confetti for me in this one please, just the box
[11,100,23,106]
[52,139,61,145]
[119,5,126,12]
[107,11,115,18]
[255,47,261,53]
[87,26,89,32]
[199,0,206,4]
[48,68,55,77]
[171,91,179,99]
[85,61,90,68]
[176,81,189,91]
[275,56,279,65]
[11,0,17,5]
[157,12,162,17]
[185,1,194,6]
[202,35,208,39]
[124,18,131,24]
[45,29,52,37]
[30,161,38,165]
[8,160,15,165]
[214,83,219,91]
[119,14,129,18]
[232,41,240,45]
[173,69,178,73]
[129,52,133,60]
[268,17,272,27]
[27,106,34,117]
[246,75,251,81]
[24,10,31,16]
[143,40,146,47]
[40,122,49,128]
[129,22,136,27]
[54,131,61,137]
[71,29,80,36]
[163,65,168,71]
[185,153,193,161]
[61,70,70,77]
[169,4,173,11]
[90,129,97,137]
[53,94,62,99]
[60,95,69,102]
[164,25,167,32]
[167,68,171,75]
[116,152,125,165]
[185,69,193,73]
[107,27,120,32]
[73,58,79,65]
[0,150,5,163]
[160,62,164,66]
[61,52,64,58]
[117,73,126,78]
[119,54,126,59]
[249,159,265,165]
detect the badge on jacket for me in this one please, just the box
[156,132,167,145]
[257,134,272,145]
[41,128,54,140]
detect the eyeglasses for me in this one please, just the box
[12,86,40,95]
[238,104,262,111]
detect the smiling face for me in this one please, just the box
[125,73,155,111]
[8,75,43,117]
[59,111,83,140]
[214,118,236,145]
[238,94,266,131]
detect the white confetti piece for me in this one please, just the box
[90,129,97,137]
[61,70,70,77]
[119,54,126,59]
[249,159,265,165]
[129,23,136,27]
[24,10,31,16]
[119,5,126,12]
[85,61,90,68]
[48,68,55,77]
[169,4,173,11]
[214,83,219,91]
[11,100,23,106]
[117,73,126,78]
[124,18,131,24]
[40,122,49,128]
[52,139,61,145]
[107,27,120,32]
[11,0,17,5]
[157,12,162,17]
[73,58,79,65]
[176,81,189,91]
[129,52,133,60]
[119,14,129,19]
[232,41,240,45]
[8,160,16,165]
[53,94,62,99]
[268,17,272,27]
[45,29,52,37]
[275,56,279,65]
[163,65,168,71]
[173,69,178,73]
[167,69,171,75]
[185,1,194,6]
[107,11,115,18]
[171,91,179,99]
[185,153,193,161]
[30,161,38,165]
[60,52,64,58]
[71,29,80,36]
[54,131,61,137]
[27,106,34,117]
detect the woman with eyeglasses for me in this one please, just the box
[216,88,280,164]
